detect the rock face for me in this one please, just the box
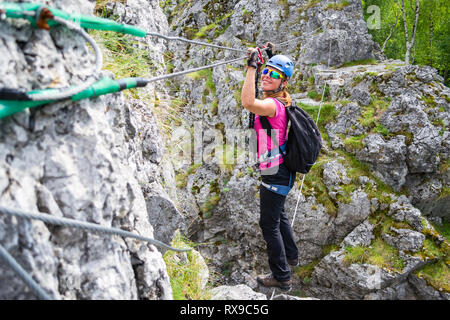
[1,0,448,301]
[161,0,449,301]
[210,284,266,300]
[357,134,408,191]
[0,0,178,300]
[296,0,378,66]
[323,62,449,218]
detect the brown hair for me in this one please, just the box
[263,88,292,106]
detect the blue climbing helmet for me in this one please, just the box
[265,55,294,78]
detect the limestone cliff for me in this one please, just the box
[0,0,448,300]
[0,0,178,300]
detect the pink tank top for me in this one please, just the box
[253,98,288,170]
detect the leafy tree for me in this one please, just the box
[362,0,450,86]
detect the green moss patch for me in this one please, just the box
[340,59,378,68]
[325,0,351,11]
[343,238,404,272]
[414,260,450,293]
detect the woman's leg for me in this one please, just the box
[259,184,290,282]
[280,207,298,261]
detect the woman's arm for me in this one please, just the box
[241,54,277,118]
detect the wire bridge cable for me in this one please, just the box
[0,206,191,253]
[146,31,246,53]
[141,55,246,84]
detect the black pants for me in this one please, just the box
[259,163,298,282]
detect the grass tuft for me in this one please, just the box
[163,231,212,300]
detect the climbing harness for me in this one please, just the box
[0,206,191,300]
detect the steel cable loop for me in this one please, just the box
[27,16,102,101]
[0,244,53,300]
[0,206,191,253]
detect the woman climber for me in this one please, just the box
[241,44,299,291]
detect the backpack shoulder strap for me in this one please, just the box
[259,98,293,149]
[259,116,279,149]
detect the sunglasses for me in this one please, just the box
[262,68,284,80]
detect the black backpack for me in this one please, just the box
[259,100,322,174]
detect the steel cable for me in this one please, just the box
[146,31,246,53]
[0,206,191,253]
[0,243,53,300]
[1,6,323,104]
[140,55,246,84]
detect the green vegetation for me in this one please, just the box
[94,0,125,17]
[186,69,216,96]
[362,0,449,86]
[326,0,351,11]
[295,260,320,284]
[340,58,378,68]
[194,23,217,39]
[176,164,202,188]
[438,158,450,176]
[415,260,450,292]
[304,0,323,10]
[202,193,221,218]
[300,102,339,134]
[414,228,450,293]
[352,75,364,87]
[343,238,405,271]
[91,0,449,296]
[344,215,408,272]
[90,10,189,135]
[306,86,330,101]
[201,179,223,219]
[163,232,212,300]
[278,0,290,16]
[342,211,450,292]
[357,95,390,133]
[307,90,319,100]
[343,134,367,152]
[299,156,338,216]
[89,30,157,80]
[365,71,379,77]
[192,10,233,40]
